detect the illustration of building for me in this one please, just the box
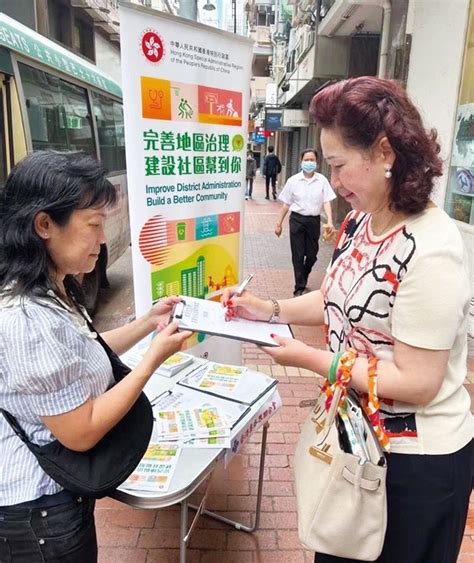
[181,256,206,298]
[155,280,166,299]
[166,281,180,295]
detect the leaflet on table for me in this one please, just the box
[157,352,194,376]
[122,442,181,493]
[152,387,249,429]
[171,296,293,347]
[120,348,196,378]
[179,362,277,406]
[154,404,230,441]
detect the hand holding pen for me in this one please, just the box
[221,274,273,322]
[223,274,254,320]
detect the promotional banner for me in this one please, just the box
[119,3,253,357]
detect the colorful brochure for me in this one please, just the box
[154,404,230,441]
[122,442,181,493]
[152,387,249,430]
[197,363,247,392]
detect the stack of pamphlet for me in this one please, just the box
[156,352,194,377]
[120,348,195,379]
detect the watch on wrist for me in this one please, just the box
[269,299,281,323]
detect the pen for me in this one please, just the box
[234,273,254,297]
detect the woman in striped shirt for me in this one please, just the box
[0,151,191,562]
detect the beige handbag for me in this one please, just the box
[293,387,387,561]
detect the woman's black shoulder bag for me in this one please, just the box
[0,323,153,499]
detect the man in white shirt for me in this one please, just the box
[275,148,336,296]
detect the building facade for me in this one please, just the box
[263,0,473,334]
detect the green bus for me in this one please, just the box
[0,12,130,312]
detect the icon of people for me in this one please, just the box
[226,98,239,117]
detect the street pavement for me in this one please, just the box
[96,174,474,562]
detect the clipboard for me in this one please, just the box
[170,296,293,347]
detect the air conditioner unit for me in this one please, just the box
[318,0,359,37]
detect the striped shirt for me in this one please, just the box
[0,292,113,506]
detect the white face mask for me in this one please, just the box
[301,161,317,173]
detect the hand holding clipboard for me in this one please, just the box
[170,295,292,347]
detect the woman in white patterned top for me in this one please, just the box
[223,77,473,562]
[0,151,191,562]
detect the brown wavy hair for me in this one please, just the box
[309,76,443,214]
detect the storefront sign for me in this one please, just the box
[282,109,309,128]
[120,3,252,359]
[265,110,283,131]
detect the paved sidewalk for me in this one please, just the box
[96,175,474,562]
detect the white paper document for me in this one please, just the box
[171,296,292,347]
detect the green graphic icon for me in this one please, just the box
[177,222,186,241]
[232,134,244,151]
[178,98,193,119]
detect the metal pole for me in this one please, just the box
[233,0,236,33]
[180,498,188,563]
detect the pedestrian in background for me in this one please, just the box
[245,150,257,200]
[263,145,282,200]
[0,151,191,562]
[224,76,473,563]
[275,148,335,296]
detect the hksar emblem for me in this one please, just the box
[140,29,164,64]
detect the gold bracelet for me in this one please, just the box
[268,299,281,323]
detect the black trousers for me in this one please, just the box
[315,439,473,563]
[265,174,277,198]
[246,177,254,197]
[289,212,320,293]
[0,496,97,562]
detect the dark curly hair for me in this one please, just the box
[0,150,117,298]
[309,76,443,214]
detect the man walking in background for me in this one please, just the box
[263,146,282,200]
[275,148,335,296]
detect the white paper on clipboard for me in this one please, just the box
[171,296,292,347]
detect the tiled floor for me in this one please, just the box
[96,175,474,562]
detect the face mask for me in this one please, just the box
[301,161,317,173]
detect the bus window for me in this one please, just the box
[17,62,94,155]
[92,92,126,173]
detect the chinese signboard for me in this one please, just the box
[119,3,253,354]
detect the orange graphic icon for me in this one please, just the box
[141,76,171,120]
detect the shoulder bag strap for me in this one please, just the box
[0,408,31,445]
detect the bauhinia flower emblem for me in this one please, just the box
[141,30,165,64]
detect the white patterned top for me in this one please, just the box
[324,206,473,454]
